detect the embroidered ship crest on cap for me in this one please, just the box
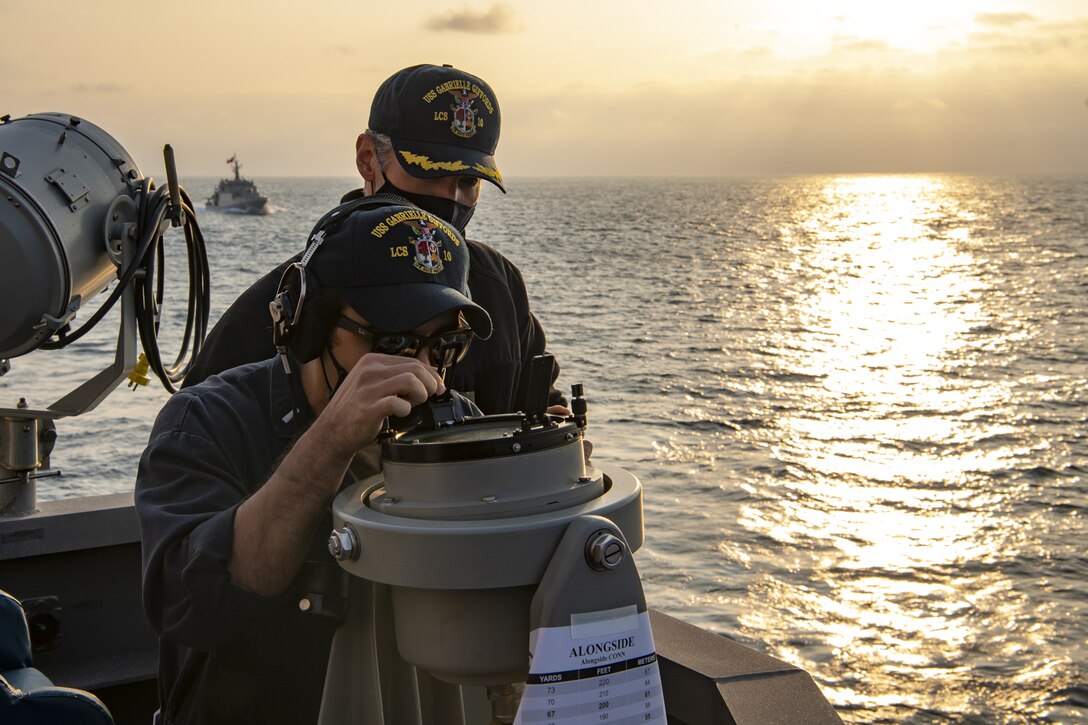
[450,89,478,138]
[409,219,445,274]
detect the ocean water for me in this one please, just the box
[3,175,1086,723]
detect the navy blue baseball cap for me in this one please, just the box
[308,204,492,338]
[369,64,505,192]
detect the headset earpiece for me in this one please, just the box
[270,260,317,372]
[271,263,300,341]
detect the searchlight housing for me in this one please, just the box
[0,112,209,515]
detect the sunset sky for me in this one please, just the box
[3,1,1086,178]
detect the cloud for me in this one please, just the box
[70,83,128,93]
[892,98,949,112]
[975,12,1037,28]
[500,61,1088,176]
[965,16,1088,60]
[423,4,520,34]
[833,35,893,53]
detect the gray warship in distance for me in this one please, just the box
[0,113,844,725]
[205,154,267,214]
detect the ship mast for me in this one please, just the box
[228,154,241,181]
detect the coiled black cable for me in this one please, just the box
[134,180,210,393]
[40,179,210,394]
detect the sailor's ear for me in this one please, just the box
[356,134,380,187]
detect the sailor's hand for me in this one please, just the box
[315,353,443,457]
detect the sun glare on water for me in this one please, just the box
[722,174,1070,718]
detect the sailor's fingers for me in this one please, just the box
[317,354,443,455]
[362,370,438,410]
[347,353,444,397]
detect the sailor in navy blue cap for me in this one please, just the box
[136,203,488,725]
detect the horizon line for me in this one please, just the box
[169,170,1088,180]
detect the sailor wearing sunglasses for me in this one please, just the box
[135,204,491,725]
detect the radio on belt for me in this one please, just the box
[319,355,666,725]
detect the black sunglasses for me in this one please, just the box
[336,315,474,369]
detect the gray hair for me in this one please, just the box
[364,129,397,169]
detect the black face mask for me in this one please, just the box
[324,345,350,401]
[377,178,476,235]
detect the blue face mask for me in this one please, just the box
[377,178,476,235]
